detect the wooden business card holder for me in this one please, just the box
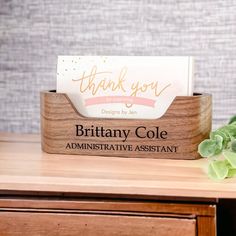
[41,90,212,160]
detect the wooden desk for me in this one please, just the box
[0,133,235,235]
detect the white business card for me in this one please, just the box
[57,56,193,119]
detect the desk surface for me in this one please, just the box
[0,133,236,200]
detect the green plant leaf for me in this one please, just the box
[198,140,217,157]
[208,160,229,180]
[220,125,236,139]
[208,162,218,180]
[229,115,236,125]
[214,134,224,150]
[198,135,223,158]
[231,139,236,153]
[227,168,236,178]
[199,115,236,180]
[223,150,236,168]
[210,130,229,148]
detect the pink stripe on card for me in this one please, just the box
[85,96,155,107]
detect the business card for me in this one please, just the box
[57,56,193,119]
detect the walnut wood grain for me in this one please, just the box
[0,199,217,236]
[197,216,216,236]
[0,211,196,236]
[0,198,216,216]
[40,91,212,160]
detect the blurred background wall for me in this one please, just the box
[0,0,236,133]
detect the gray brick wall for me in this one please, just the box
[1,0,236,133]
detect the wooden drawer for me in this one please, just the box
[0,211,196,236]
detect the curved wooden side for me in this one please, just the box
[40,91,212,160]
